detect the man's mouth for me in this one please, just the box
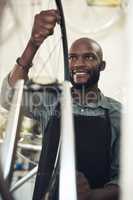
[72,69,90,75]
[72,70,90,84]
[74,72,87,76]
[70,67,100,88]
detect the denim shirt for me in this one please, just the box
[0,77,121,186]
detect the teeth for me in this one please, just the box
[73,69,88,74]
[75,72,87,75]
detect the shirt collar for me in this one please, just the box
[72,88,111,110]
[97,91,111,110]
[81,91,110,109]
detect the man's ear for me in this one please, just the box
[99,61,106,71]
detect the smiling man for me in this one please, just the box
[69,38,105,88]
[0,10,121,200]
[67,38,121,200]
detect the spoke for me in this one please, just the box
[33,36,62,82]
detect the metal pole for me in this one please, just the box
[10,166,38,192]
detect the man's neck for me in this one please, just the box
[72,84,99,105]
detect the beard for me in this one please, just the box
[70,67,100,90]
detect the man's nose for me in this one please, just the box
[74,56,85,66]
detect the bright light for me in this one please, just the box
[86,0,121,6]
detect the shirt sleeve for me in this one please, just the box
[0,75,45,120]
[0,75,61,130]
[105,132,120,186]
[105,100,121,186]
[0,75,14,110]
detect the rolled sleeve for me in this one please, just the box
[0,75,14,110]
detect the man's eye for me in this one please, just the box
[69,56,77,61]
[85,55,95,61]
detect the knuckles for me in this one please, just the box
[31,10,59,46]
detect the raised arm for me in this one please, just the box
[0,10,60,118]
[9,9,60,87]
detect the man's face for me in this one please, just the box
[69,40,103,89]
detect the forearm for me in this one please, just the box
[9,9,60,87]
[90,185,119,200]
[9,39,38,87]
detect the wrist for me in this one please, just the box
[16,57,33,71]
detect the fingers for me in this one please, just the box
[31,9,60,47]
[76,172,91,200]
[77,172,90,187]
[40,9,61,24]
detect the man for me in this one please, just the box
[0,9,121,200]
